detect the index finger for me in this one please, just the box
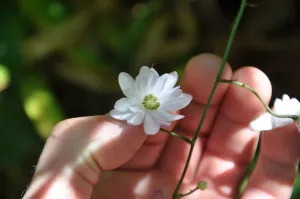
[23,116,146,199]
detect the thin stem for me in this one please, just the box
[160,128,192,144]
[177,187,199,198]
[220,79,299,120]
[172,0,248,198]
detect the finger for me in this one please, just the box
[121,122,176,169]
[195,67,272,198]
[157,53,233,182]
[242,124,300,199]
[23,116,146,199]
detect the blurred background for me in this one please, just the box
[1,0,300,198]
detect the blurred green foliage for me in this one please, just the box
[1,0,300,198]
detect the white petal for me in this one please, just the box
[283,97,294,112]
[273,98,283,113]
[291,98,300,109]
[162,72,178,92]
[291,98,300,115]
[139,66,150,76]
[158,120,171,127]
[147,68,159,90]
[272,117,293,128]
[136,75,149,97]
[282,94,290,102]
[160,86,181,104]
[114,98,130,112]
[123,87,137,98]
[163,93,193,111]
[291,97,300,105]
[274,94,299,115]
[127,112,145,125]
[110,109,134,121]
[156,110,184,121]
[285,98,300,115]
[129,105,144,113]
[249,113,273,131]
[118,72,134,91]
[168,87,182,98]
[150,68,159,77]
[143,115,160,135]
[153,74,168,95]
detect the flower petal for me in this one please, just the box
[118,72,134,91]
[160,86,182,103]
[167,86,182,98]
[273,98,283,113]
[156,110,184,121]
[162,71,178,92]
[143,115,160,135]
[291,98,300,109]
[127,112,145,125]
[136,75,149,97]
[114,98,130,112]
[118,73,138,98]
[153,74,168,95]
[122,87,137,98]
[150,68,159,77]
[148,68,159,87]
[249,112,273,131]
[282,94,290,102]
[272,117,293,128]
[139,66,150,76]
[290,98,300,115]
[129,105,144,113]
[274,94,300,115]
[110,109,134,120]
[163,93,193,111]
[159,121,171,128]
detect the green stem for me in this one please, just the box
[219,79,299,120]
[160,128,192,144]
[172,0,248,198]
[177,187,199,198]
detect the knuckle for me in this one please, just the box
[51,118,74,138]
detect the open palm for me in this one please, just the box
[24,54,300,199]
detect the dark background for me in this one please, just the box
[1,0,300,198]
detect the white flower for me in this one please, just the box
[250,94,300,132]
[110,66,192,135]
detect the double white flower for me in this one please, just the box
[110,66,192,135]
[250,94,300,132]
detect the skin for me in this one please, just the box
[23,53,300,199]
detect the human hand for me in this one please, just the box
[23,54,300,199]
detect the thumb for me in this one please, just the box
[23,115,146,199]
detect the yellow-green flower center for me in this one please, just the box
[142,94,160,110]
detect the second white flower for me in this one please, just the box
[250,94,300,132]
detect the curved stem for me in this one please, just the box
[160,128,192,144]
[172,0,248,198]
[177,187,199,198]
[219,79,299,120]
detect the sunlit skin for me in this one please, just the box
[23,54,300,199]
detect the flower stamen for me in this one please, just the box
[142,94,160,110]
